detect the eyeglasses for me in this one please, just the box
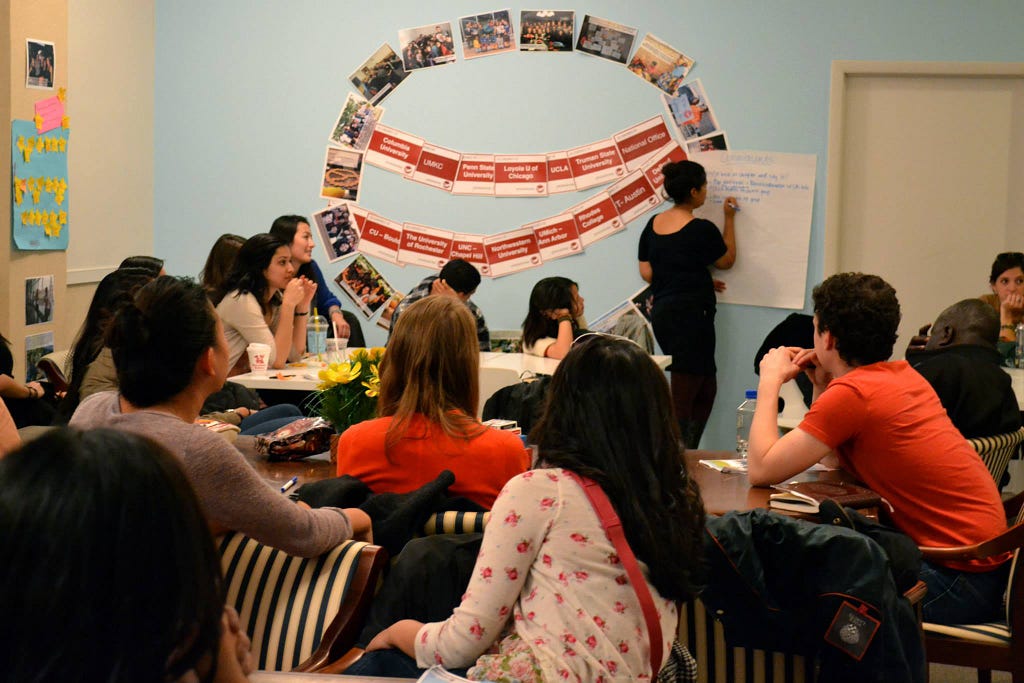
[571,331,643,349]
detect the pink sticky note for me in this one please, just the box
[34,96,64,133]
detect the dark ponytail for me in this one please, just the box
[662,160,707,205]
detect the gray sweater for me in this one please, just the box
[70,391,351,557]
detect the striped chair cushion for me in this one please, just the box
[678,598,816,683]
[219,534,372,671]
[922,621,1011,645]
[422,510,491,535]
[967,428,1024,484]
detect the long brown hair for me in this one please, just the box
[378,296,483,449]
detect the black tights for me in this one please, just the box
[670,372,717,448]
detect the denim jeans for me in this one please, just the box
[343,648,468,678]
[237,403,304,435]
[920,560,1010,625]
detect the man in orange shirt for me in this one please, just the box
[747,272,1009,625]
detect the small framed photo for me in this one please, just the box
[26,39,55,89]
[25,275,55,325]
[519,10,575,52]
[398,22,457,70]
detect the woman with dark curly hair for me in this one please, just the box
[980,251,1023,362]
[361,335,705,681]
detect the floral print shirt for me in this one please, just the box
[415,468,677,682]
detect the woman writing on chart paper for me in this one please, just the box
[215,233,316,373]
[638,160,737,448]
[270,215,366,347]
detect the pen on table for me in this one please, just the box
[280,476,298,494]
[726,201,741,212]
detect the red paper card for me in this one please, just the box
[641,142,687,195]
[494,155,548,197]
[449,232,491,277]
[398,223,454,270]
[545,152,576,194]
[483,228,543,277]
[358,212,404,265]
[365,124,424,177]
[525,213,583,261]
[565,139,627,190]
[608,170,662,224]
[568,192,624,247]
[613,116,674,171]
[411,143,461,191]
[452,154,495,195]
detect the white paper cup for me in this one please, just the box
[246,343,272,375]
[326,337,349,365]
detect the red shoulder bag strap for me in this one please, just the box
[563,470,663,676]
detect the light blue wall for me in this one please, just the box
[155,1,1024,450]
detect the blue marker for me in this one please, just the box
[726,201,741,212]
[281,476,298,494]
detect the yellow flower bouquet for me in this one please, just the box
[309,346,385,432]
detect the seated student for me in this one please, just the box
[0,397,20,457]
[980,251,1024,365]
[0,427,253,682]
[70,276,369,557]
[906,298,1021,439]
[0,330,56,427]
[748,272,1009,625]
[337,296,529,509]
[388,258,490,351]
[200,233,246,303]
[521,277,587,359]
[215,233,316,372]
[119,254,165,276]
[269,215,366,347]
[355,335,705,680]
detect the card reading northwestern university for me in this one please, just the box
[484,228,543,277]
[411,142,461,191]
[525,213,582,262]
[452,154,495,195]
[449,233,491,277]
[640,142,687,195]
[365,124,424,177]
[565,139,626,190]
[568,192,623,247]
[494,155,548,196]
[545,152,576,194]
[398,223,454,270]
[358,212,404,265]
[608,170,661,224]
[613,116,674,172]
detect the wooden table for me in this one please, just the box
[686,449,857,516]
[237,436,335,488]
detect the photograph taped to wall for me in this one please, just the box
[627,34,694,97]
[334,254,397,318]
[312,203,360,263]
[349,43,409,105]
[459,9,516,59]
[687,132,729,156]
[519,10,574,52]
[376,292,404,331]
[329,92,385,152]
[398,22,457,70]
[575,15,637,65]
[320,147,364,201]
[25,331,54,383]
[630,285,655,326]
[664,79,721,141]
[25,275,54,326]
[26,39,54,89]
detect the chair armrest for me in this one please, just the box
[919,521,1024,561]
[313,647,364,674]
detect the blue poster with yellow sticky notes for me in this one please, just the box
[12,118,69,250]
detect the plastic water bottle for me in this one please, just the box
[736,390,757,458]
[307,308,328,361]
[1016,321,1024,369]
